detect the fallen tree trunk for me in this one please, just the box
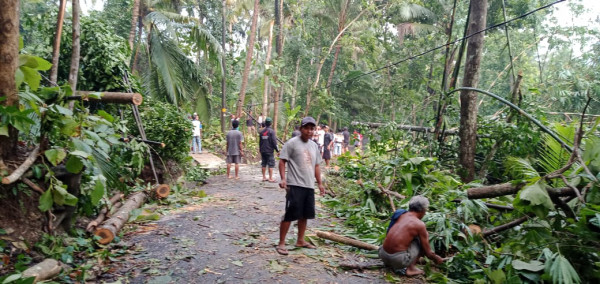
[467,183,575,199]
[316,230,378,251]
[69,91,143,105]
[21,259,62,283]
[152,184,170,199]
[483,214,533,237]
[452,199,514,211]
[94,191,146,244]
[2,145,40,184]
[86,193,124,232]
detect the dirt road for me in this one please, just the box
[97,163,398,283]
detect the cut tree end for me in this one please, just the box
[94,228,115,244]
[153,184,170,199]
[131,93,143,105]
[1,177,10,184]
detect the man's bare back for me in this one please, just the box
[383,212,426,253]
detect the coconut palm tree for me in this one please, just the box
[132,0,222,122]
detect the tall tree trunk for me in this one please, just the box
[291,57,300,109]
[221,0,227,133]
[49,0,67,84]
[305,8,366,115]
[235,0,260,118]
[458,0,487,183]
[68,0,81,94]
[326,0,350,90]
[132,15,143,74]
[128,0,140,50]
[262,20,274,118]
[272,0,284,133]
[0,0,20,161]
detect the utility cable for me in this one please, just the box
[244,0,565,108]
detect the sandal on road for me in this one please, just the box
[275,246,289,255]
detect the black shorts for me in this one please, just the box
[261,152,275,168]
[283,185,315,221]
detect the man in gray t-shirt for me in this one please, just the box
[275,117,325,256]
[226,120,244,179]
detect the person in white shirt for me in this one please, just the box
[191,113,202,154]
[257,113,265,128]
[317,126,325,153]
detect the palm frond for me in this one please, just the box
[150,30,184,105]
[391,3,435,23]
[190,25,223,68]
[145,12,178,40]
[505,157,541,180]
[538,122,575,175]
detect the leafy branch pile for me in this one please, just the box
[324,122,600,283]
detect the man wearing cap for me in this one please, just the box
[276,117,325,255]
[259,117,279,182]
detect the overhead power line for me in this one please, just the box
[245,0,565,108]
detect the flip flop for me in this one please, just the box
[268,179,277,183]
[235,177,240,180]
[295,243,316,249]
[275,247,289,255]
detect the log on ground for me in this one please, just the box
[86,193,124,232]
[21,258,62,283]
[339,260,384,270]
[94,191,146,244]
[152,184,170,199]
[315,230,379,251]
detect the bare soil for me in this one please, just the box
[96,164,420,283]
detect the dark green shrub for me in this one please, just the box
[131,98,191,163]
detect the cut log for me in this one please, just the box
[315,230,378,251]
[339,261,384,270]
[2,145,40,184]
[467,183,575,199]
[86,193,124,232]
[152,184,170,199]
[21,258,62,283]
[94,191,146,244]
[69,91,143,105]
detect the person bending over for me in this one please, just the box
[380,195,444,276]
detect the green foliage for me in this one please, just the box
[131,98,191,163]
[185,165,211,183]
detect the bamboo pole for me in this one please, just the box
[315,230,378,251]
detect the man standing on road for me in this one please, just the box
[380,196,444,276]
[342,127,350,153]
[259,117,279,182]
[226,120,244,179]
[276,117,325,255]
[191,113,202,154]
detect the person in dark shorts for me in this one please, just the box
[246,110,256,135]
[226,120,244,179]
[342,127,350,153]
[275,117,325,255]
[259,117,279,182]
[322,126,334,168]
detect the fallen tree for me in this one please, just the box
[467,183,575,199]
[315,230,378,251]
[94,191,146,244]
[86,193,124,232]
[152,184,170,199]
